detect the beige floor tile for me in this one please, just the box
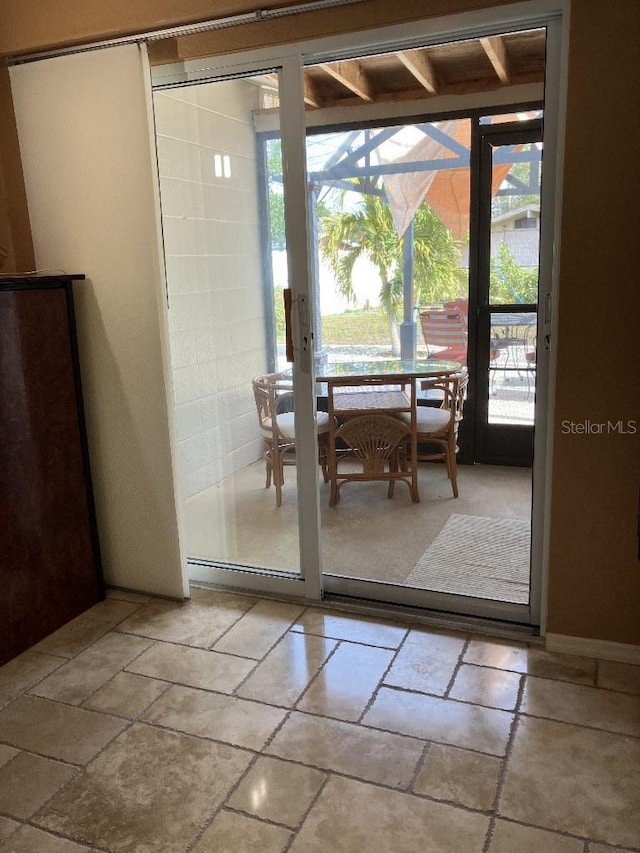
[125,641,255,693]
[33,599,141,659]
[195,811,291,852]
[413,744,502,810]
[212,600,305,659]
[383,630,465,696]
[237,632,337,707]
[292,609,407,648]
[82,672,169,718]
[464,640,596,685]
[35,723,252,853]
[0,826,91,852]
[364,686,513,756]
[0,744,19,769]
[499,716,640,848]
[0,696,126,764]
[597,660,640,695]
[266,711,423,788]
[0,651,65,710]
[29,633,152,705]
[489,820,584,852]
[297,642,394,721]
[0,752,77,819]
[227,755,325,827]
[290,775,490,852]
[142,684,286,750]
[0,817,20,844]
[590,845,637,853]
[449,664,522,710]
[521,676,640,736]
[116,592,256,648]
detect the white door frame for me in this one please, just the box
[154,0,568,633]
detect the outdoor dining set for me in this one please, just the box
[252,357,467,508]
[252,297,536,506]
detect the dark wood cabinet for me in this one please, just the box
[0,274,103,666]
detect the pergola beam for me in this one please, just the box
[397,49,438,95]
[480,35,511,85]
[303,76,324,109]
[321,60,374,102]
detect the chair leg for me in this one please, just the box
[272,445,285,507]
[319,434,330,483]
[448,438,459,498]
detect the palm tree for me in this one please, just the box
[319,193,465,346]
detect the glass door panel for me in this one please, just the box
[475,125,542,465]
[489,311,537,425]
[154,70,305,576]
[305,117,473,583]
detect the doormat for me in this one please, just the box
[405,514,531,604]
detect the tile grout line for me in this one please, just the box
[289,637,344,712]
[33,598,149,661]
[28,635,160,709]
[444,636,471,698]
[407,740,433,793]
[25,718,138,849]
[184,691,308,853]
[183,752,264,853]
[354,626,410,725]
[281,772,332,853]
[230,619,314,696]
[208,600,306,658]
[482,672,527,852]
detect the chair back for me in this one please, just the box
[443,298,469,327]
[420,371,468,426]
[252,372,294,441]
[419,309,468,364]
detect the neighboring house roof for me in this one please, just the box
[491,204,540,227]
[459,227,540,268]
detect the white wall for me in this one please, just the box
[154,80,268,499]
[10,45,186,599]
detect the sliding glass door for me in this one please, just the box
[150,9,562,630]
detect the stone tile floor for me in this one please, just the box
[0,586,639,852]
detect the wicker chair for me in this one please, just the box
[252,372,331,507]
[397,371,468,498]
[326,376,419,506]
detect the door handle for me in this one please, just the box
[283,288,294,363]
[283,289,312,371]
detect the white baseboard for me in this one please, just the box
[545,633,640,664]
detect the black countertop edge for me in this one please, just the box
[0,273,85,286]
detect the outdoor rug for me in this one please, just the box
[405,514,531,604]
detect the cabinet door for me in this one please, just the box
[0,284,102,665]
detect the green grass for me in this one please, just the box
[320,307,391,346]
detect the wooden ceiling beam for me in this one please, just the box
[303,75,324,109]
[480,35,511,85]
[397,49,438,95]
[321,60,374,102]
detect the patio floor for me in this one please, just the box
[182,460,532,598]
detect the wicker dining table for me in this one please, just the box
[315,358,462,505]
